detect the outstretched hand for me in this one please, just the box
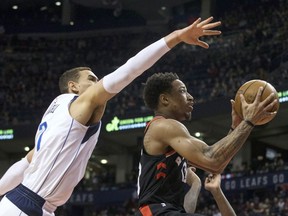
[164,16,221,49]
[178,17,222,49]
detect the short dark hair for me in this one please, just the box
[143,72,179,110]
[58,67,91,93]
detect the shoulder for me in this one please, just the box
[48,94,77,105]
[45,94,77,114]
[144,118,190,155]
[57,93,78,101]
[147,118,188,138]
[150,118,186,131]
[52,94,78,107]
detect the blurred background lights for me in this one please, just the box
[100,159,108,164]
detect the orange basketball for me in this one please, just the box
[234,79,280,125]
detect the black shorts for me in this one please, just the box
[136,203,204,216]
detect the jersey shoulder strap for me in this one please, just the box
[144,116,165,134]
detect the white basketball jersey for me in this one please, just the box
[22,94,101,207]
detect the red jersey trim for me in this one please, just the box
[165,150,176,157]
[144,116,164,134]
[139,205,153,216]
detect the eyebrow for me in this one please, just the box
[179,86,187,90]
[88,75,98,81]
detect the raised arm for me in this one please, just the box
[101,16,221,99]
[70,17,221,125]
[204,174,236,216]
[149,87,278,173]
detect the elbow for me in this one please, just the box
[211,164,225,174]
[204,161,225,174]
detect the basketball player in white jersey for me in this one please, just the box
[0,17,221,216]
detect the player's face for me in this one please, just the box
[167,79,194,121]
[77,70,98,95]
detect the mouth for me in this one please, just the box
[188,104,194,111]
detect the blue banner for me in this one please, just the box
[68,188,136,205]
[67,171,288,206]
[222,170,288,191]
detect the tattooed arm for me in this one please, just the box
[144,87,278,173]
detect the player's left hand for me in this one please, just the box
[177,16,222,49]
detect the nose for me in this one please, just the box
[187,92,194,102]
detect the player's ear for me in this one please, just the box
[159,93,169,106]
[68,81,79,94]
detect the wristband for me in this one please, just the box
[244,120,255,127]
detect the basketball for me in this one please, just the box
[234,79,280,125]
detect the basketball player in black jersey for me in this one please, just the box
[136,72,277,215]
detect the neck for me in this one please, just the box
[154,111,168,118]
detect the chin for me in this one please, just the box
[185,112,192,121]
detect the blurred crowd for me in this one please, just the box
[1,0,288,126]
[1,0,288,215]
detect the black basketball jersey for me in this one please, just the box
[137,116,188,208]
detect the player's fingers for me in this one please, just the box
[190,17,202,28]
[263,98,278,112]
[239,94,247,105]
[258,109,277,124]
[262,92,277,106]
[203,22,222,30]
[196,40,209,49]
[190,167,196,172]
[203,30,222,35]
[208,173,213,179]
[197,16,214,27]
[230,99,237,112]
[253,86,264,103]
[265,109,277,116]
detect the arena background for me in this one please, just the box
[0,0,288,215]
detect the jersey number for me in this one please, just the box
[181,162,187,183]
[37,122,47,151]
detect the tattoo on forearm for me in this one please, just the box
[208,122,253,162]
